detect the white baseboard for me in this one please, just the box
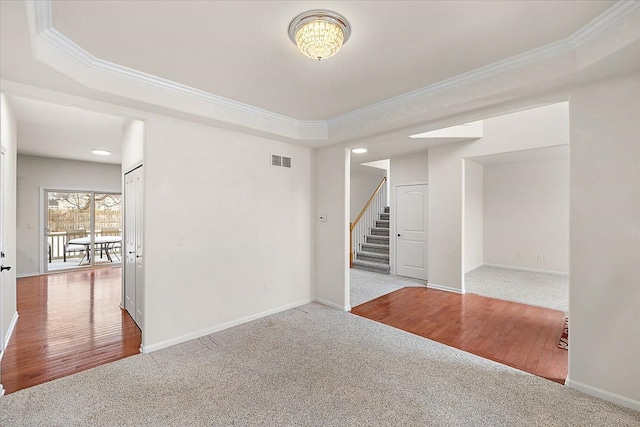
[16,272,39,279]
[314,297,350,312]
[141,298,312,353]
[427,283,463,294]
[566,377,640,412]
[4,311,18,351]
[483,263,568,276]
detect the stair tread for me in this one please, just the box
[357,251,390,259]
[352,259,390,268]
[362,243,389,248]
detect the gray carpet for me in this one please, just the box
[2,303,638,426]
[465,266,569,313]
[350,268,426,307]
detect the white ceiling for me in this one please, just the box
[1,0,636,165]
[51,0,614,120]
[11,96,126,165]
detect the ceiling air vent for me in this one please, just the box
[271,154,291,169]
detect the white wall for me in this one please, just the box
[389,150,429,274]
[567,72,640,410]
[350,164,386,223]
[463,160,483,273]
[142,116,314,350]
[314,145,350,310]
[122,119,144,172]
[0,94,18,353]
[428,102,570,292]
[389,150,429,187]
[483,154,569,273]
[16,155,121,276]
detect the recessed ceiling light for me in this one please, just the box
[352,148,368,154]
[92,149,111,156]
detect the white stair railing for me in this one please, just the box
[350,177,388,267]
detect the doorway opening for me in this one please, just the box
[347,102,570,384]
[462,145,569,313]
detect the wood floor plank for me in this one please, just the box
[1,268,141,394]
[351,287,567,384]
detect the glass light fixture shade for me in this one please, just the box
[289,10,351,61]
[92,149,111,156]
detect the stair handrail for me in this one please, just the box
[350,176,387,267]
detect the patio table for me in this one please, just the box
[68,235,122,264]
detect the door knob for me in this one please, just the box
[1,265,12,272]
[397,233,401,237]
[129,251,135,254]
[136,255,142,258]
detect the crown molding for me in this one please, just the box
[28,0,327,143]
[328,38,572,129]
[570,0,640,46]
[36,27,327,137]
[328,1,640,131]
[26,0,640,145]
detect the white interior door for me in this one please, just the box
[0,150,4,395]
[134,167,144,327]
[0,150,5,356]
[396,184,428,280]
[124,166,143,329]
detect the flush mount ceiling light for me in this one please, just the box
[288,10,351,61]
[352,148,367,154]
[92,149,111,156]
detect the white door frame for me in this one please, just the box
[39,187,121,274]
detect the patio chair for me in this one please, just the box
[100,228,121,261]
[64,229,88,263]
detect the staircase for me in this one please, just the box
[352,206,390,274]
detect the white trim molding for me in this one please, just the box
[483,263,569,276]
[427,283,464,294]
[23,0,640,146]
[16,272,40,279]
[141,298,312,353]
[3,311,18,351]
[25,0,327,144]
[566,377,640,412]
[314,298,351,312]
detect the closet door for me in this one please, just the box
[124,166,143,328]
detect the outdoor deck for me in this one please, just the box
[48,253,121,271]
[48,231,122,271]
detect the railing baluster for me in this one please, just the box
[349,177,387,268]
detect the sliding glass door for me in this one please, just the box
[45,190,122,272]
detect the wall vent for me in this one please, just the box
[272,154,291,168]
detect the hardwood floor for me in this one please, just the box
[351,287,568,384]
[1,268,141,394]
